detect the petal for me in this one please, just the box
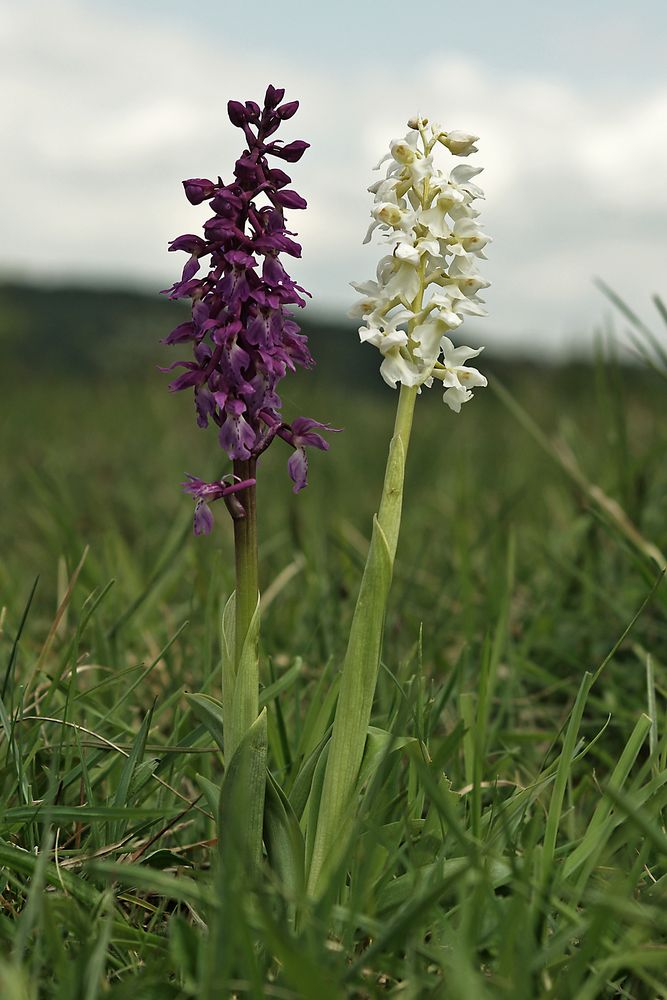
[443,343,484,367]
[287,447,308,492]
[450,165,484,184]
[443,386,472,412]
[193,501,214,535]
[458,367,488,389]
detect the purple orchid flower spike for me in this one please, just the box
[163,85,338,533]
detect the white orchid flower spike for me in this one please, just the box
[350,115,490,411]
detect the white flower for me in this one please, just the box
[348,278,394,319]
[445,254,491,299]
[390,138,418,164]
[439,337,488,410]
[363,201,417,244]
[367,175,403,202]
[412,308,463,364]
[393,234,439,265]
[419,204,453,240]
[352,114,490,407]
[449,164,485,200]
[449,218,491,256]
[358,307,413,343]
[380,346,425,389]
[442,385,474,411]
[454,298,489,318]
[382,258,422,302]
[359,323,424,389]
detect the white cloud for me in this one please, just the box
[2,0,666,354]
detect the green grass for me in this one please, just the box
[1,346,667,998]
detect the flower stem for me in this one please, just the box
[306,383,417,897]
[232,458,259,667]
[377,383,417,557]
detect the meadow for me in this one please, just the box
[0,291,666,998]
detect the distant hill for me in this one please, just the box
[0,280,371,385]
[0,280,601,396]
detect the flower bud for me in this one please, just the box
[182,178,216,205]
[244,100,261,122]
[267,167,291,188]
[227,101,248,127]
[441,131,479,156]
[264,84,286,108]
[269,140,310,162]
[272,188,308,210]
[277,100,299,120]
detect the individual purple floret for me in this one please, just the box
[163,85,337,531]
[182,474,256,536]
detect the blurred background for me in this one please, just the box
[3,0,667,354]
[1,0,666,625]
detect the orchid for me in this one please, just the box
[162,88,337,867]
[308,115,491,897]
[162,84,334,534]
[350,115,490,411]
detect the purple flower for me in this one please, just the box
[182,474,256,535]
[279,418,340,492]
[163,85,337,532]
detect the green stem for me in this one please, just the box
[232,458,259,667]
[306,383,417,896]
[377,384,417,557]
[222,458,260,762]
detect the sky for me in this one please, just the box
[3,0,667,354]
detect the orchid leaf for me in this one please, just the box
[264,769,305,895]
[218,707,267,876]
[185,693,224,756]
[222,593,261,761]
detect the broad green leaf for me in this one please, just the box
[306,513,393,895]
[305,390,417,899]
[288,730,331,821]
[264,769,305,895]
[218,708,267,876]
[376,856,513,913]
[185,692,224,756]
[220,591,236,760]
[294,664,339,763]
[303,739,331,877]
[358,725,420,788]
[222,593,261,761]
[259,657,303,708]
[195,772,221,817]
